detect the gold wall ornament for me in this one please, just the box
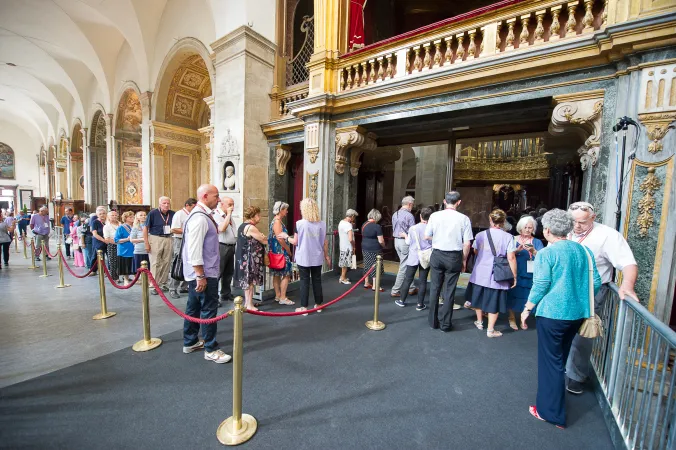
[307,147,319,163]
[335,126,377,176]
[637,112,676,154]
[306,171,319,201]
[636,167,661,237]
[276,145,291,176]
[454,155,550,181]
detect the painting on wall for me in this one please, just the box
[0,143,16,180]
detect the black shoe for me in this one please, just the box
[170,291,180,299]
[439,327,453,333]
[151,289,159,295]
[416,304,427,311]
[218,301,224,308]
[46,257,52,261]
[566,377,584,395]
[394,300,406,308]
[35,257,41,261]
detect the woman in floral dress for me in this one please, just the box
[234,206,267,310]
[269,201,294,306]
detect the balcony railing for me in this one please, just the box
[337,0,608,92]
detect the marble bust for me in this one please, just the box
[224,165,236,191]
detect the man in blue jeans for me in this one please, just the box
[60,207,74,258]
[181,184,230,364]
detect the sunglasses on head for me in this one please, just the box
[569,203,595,212]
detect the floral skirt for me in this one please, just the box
[339,249,353,268]
[107,244,118,280]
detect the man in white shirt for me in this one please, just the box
[424,191,473,332]
[169,198,197,299]
[565,201,638,394]
[212,196,237,307]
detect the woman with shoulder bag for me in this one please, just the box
[114,211,136,286]
[393,207,433,311]
[360,209,386,292]
[522,209,601,429]
[465,209,517,338]
[234,206,267,311]
[269,201,294,306]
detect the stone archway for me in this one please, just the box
[151,52,213,207]
[115,89,143,204]
[70,123,84,200]
[90,110,108,207]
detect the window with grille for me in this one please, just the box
[287,15,314,87]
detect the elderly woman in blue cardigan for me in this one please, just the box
[521,209,601,429]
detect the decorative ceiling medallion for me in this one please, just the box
[179,70,208,92]
[164,54,212,129]
[173,95,196,119]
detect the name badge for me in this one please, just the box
[163,225,171,235]
[526,260,534,273]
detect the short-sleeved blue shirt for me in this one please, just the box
[145,208,175,236]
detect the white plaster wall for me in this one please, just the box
[114,42,141,100]
[0,120,43,194]
[210,0,276,43]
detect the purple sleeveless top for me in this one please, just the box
[469,228,514,290]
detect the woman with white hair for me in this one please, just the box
[507,214,544,330]
[103,210,120,282]
[361,208,386,291]
[522,208,600,429]
[338,209,358,284]
[269,201,294,306]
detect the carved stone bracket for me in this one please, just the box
[335,126,377,176]
[550,91,604,171]
[638,112,676,154]
[276,144,292,176]
[637,167,662,237]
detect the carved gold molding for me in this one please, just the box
[637,112,676,154]
[454,156,550,181]
[151,143,166,156]
[636,167,661,237]
[335,125,377,176]
[307,147,319,164]
[306,171,319,201]
[276,144,292,175]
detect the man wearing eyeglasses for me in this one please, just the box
[565,201,638,395]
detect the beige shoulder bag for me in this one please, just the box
[578,247,603,339]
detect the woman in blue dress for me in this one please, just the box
[507,215,544,330]
[269,201,294,306]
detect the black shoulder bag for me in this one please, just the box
[486,229,514,283]
[171,211,211,281]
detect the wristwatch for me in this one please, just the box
[196,275,206,280]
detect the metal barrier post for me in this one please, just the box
[92,250,116,320]
[132,261,162,352]
[14,230,19,253]
[217,296,257,445]
[27,239,38,269]
[39,241,50,278]
[366,255,386,330]
[23,235,28,259]
[55,243,71,289]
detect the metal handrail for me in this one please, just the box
[593,284,676,450]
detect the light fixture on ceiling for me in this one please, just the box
[451,126,470,131]
[6,62,17,67]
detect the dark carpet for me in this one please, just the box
[0,274,612,450]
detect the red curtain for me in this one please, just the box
[292,156,304,232]
[349,0,367,51]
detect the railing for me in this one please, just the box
[286,15,314,87]
[592,284,676,450]
[338,0,608,92]
[275,82,310,117]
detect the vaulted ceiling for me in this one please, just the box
[0,0,222,149]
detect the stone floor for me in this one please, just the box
[0,241,203,389]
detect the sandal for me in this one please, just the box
[474,320,484,330]
[295,307,308,316]
[247,305,259,312]
[487,329,503,338]
[279,298,295,306]
[372,287,384,292]
[254,302,262,307]
[529,405,565,429]
[509,319,519,331]
[364,284,373,289]
[463,301,472,309]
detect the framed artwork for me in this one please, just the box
[0,143,16,180]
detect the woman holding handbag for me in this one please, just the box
[234,206,267,311]
[465,209,517,338]
[268,201,294,306]
[394,207,433,311]
[361,209,386,291]
[337,209,359,284]
[521,209,601,429]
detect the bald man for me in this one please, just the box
[182,184,230,364]
[144,196,175,294]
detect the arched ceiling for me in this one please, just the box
[163,55,212,129]
[0,0,216,149]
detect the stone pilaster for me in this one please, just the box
[211,26,276,226]
[80,127,91,205]
[104,114,115,203]
[140,92,153,205]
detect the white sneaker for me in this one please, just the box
[339,279,351,285]
[204,349,231,364]
[453,303,461,310]
[314,304,323,313]
[183,340,204,354]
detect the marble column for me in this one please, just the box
[211,26,276,226]
[140,92,153,205]
[65,138,72,199]
[200,95,215,185]
[80,127,91,206]
[104,114,116,203]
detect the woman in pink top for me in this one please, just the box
[289,198,330,315]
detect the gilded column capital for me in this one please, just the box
[276,144,292,176]
[335,126,377,176]
[151,142,166,156]
[637,112,676,154]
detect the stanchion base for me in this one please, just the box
[132,338,162,352]
[39,274,51,278]
[55,284,72,289]
[27,266,38,269]
[93,312,116,320]
[216,414,258,446]
[365,320,386,331]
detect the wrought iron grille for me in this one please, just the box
[287,15,314,87]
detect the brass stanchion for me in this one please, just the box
[365,255,386,330]
[23,235,28,259]
[217,297,257,445]
[92,250,116,320]
[14,231,19,253]
[55,243,71,289]
[132,261,162,351]
[27,239,38,269]
[39,241,50,278]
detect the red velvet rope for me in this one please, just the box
[102,263,142,289]
[245,266,375,317]
[145,270,232,324]
[59,250,97,278]
[44,244,58,258]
